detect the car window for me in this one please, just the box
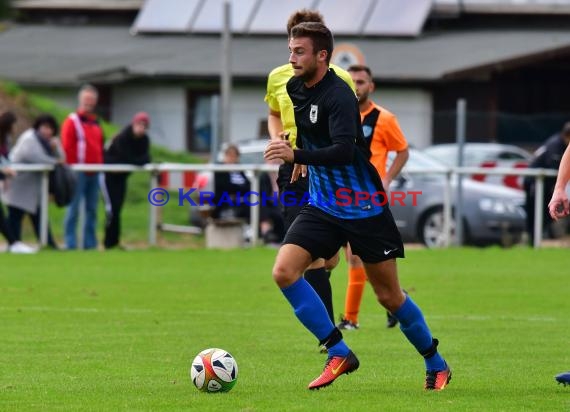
[497,152,527,160]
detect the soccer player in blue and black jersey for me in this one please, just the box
[264,22,452,391]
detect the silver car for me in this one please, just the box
[389,148,526,248]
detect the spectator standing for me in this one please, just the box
[61,84,104,250]
[4,114,63,249]
[101,112,151,249]
[0,111,36,253]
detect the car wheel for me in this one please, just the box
[419,207,453,248]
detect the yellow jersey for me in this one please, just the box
[264,64,355,149]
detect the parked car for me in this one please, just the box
[389,148,526,247]
[423,143,532,190]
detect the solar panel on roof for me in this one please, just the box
[315,0,375,35]
[363,0,431,36]
[132,0,201,33]
[248,0,318,34]
[191,0,258,33]
[131,0,433,36]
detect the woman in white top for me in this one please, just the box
[4,114,64,249]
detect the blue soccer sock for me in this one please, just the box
[281,277,349,357]
[394,296,447,372]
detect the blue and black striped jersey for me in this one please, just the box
[287,69,386,219]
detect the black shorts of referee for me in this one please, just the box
[284,204,405,264]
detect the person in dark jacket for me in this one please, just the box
[101,112,151,249]
[524,122,570,245]
[212,144,250,221]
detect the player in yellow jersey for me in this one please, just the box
[264,9,355,331]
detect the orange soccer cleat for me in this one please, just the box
[308,351,360,390]
[424,364,452,391]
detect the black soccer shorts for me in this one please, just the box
[283,205,405,263]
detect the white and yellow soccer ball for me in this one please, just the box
[190,348,238,393]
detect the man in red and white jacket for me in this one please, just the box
[61,84,104,249]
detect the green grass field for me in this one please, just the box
[1,247,569,411]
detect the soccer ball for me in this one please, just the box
[190,348,238,392]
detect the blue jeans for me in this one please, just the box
[64,172,100,249]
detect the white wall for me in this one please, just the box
[370,88,433,148]
[112,85,187,152]
[111,84,266,151]
[228,85,434,148]
[229,85,269,143]
[108,84,433,152]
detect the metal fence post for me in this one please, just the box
[455,99,467,246]
[250,169,260,246]
[443,170,453,247]
[40,169,50,247]
[149,170,159,246]
[533,173,544,249]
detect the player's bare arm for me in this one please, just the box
[385,147,409,188]
[268,110,285,142]
[548,144,570,220]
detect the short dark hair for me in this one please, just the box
[290,22,333,64]
[286,9,324,34]
[347,64,372,79]
[33,114,59,135]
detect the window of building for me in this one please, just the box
[187,90,219,153]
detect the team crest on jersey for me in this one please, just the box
[362,125,373,138]
[310,105,318,123]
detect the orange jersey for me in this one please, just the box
[360,102,408,179]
